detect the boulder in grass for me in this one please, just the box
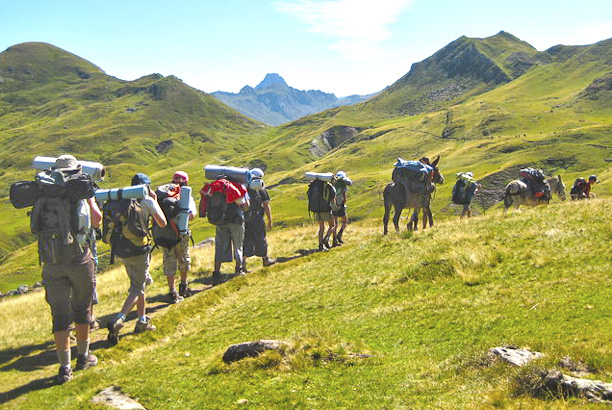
[490,346,544,367]
[91,386,145,409]
[223,340,288,363]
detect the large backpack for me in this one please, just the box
[152,184,181,249]
[102,199,151,263]
[307,179,332,214]
[451,179,467,204]
[28,170,95,265]
[206,190,230,225]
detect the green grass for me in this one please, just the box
[2,199,612,409]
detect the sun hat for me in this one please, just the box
[336,171,347,179]
[51,154,81,172]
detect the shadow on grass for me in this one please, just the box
[0,375,57,404]
[276,248,321,263]
[0,340,55,368]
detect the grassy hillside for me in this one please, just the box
[1,34,611,293]
[0,42,269,273]
[1,198,612,409]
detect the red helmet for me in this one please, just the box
[173,171,189,184]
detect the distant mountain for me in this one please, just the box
[212,73,375,125]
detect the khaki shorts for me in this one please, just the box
[163,234,191,276]
[215,222,245,264]
[121,252,151,296]
[43,251,95,332]
[313,211,333,222]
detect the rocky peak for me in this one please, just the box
[255,73,289,90]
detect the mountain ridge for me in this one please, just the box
[212,73,375,125]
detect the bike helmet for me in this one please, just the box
[589,175,597,182]
[173,171,189,184]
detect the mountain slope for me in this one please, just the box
[213,73,373,125]
[0,42,268,264]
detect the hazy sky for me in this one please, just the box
[1,0,611,97]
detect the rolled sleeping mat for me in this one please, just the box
[32,156,106,182]
[175,186,192,234]
[305,172,333,182]
[204,164,252,184]
[94,184,147,202]
[249,178,265,191]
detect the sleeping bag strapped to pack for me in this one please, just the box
[152,183,181,249]
[307,179,333,214]
[102,199,151,263]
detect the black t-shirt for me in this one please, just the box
[247,188,270,216]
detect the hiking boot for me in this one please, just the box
[107,317,124,347]
[89,318,100,332]
[322,236,331,249]
[337,236,344,244]
[169,289,184,304]
[75,353,98,371]
[134,316,156,334]
[57,366,73,384]
[262,257,276,267]
[332,239,340,247]
[178,283,192,298]
[235,267,246,276]
[212,271,223,285]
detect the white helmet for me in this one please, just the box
[336,171,347,179]
[466,172,473,178]
[251,167,264,179]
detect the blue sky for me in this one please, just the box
[1,0,611,97]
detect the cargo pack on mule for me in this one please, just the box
[99,185,152,264]
[10,162,97,265]
[519,167,550,199]
[392,158,433,193]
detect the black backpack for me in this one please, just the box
[206,190,230,225]
[451,179,467,204]
[152,184,181,249]
[307,179,332,213]
[102,199,151,263]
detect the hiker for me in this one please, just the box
[160,171,197,303]
[242,168,276,272]
[200,175,250,283]
[451,172,480,218]
[32,155,101,384]
[306,174,336,251]
[570,175,597,200]
[332,171,351,245]
[106,173,167,346]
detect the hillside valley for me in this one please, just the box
[0,31,612,291]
